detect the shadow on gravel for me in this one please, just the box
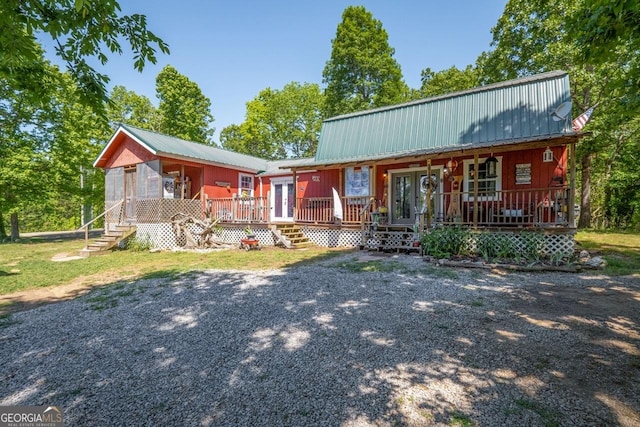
[1,260,639,426]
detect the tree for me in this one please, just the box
[322,6,408,117]
[419,66,480,98]
[477,0,639,229]
[571,0,640,69]
[156,65,215,144]
[108,85,160,130]
[0,0,169,113]
[221,82,324,159]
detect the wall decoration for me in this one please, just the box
[515,163,532,184]
[345,166,370,197]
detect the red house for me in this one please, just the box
[88,71,580,255]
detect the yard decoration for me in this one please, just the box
[171,213,230,249]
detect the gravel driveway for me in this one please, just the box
[1,252,639,426]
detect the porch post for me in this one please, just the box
[568,142,577,227]
[473,154,479,226]
[292,169,298,221]
[425,159,431,229]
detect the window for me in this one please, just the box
[463,157,502,201]
[239,173,254,197]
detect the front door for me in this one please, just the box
[271,179,294,222]
[391,169,442,225]
[124,168,137,222]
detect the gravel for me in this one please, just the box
[1,252,639,426]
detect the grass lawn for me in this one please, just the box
[0,238,348,296]
[575,230,640,276]
[0,230,637,299]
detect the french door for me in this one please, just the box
[391,169,442,225]
[271,179,294,222]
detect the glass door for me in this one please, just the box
[391,170,442,225]
[272,179,294,222]
[393,174,413,225]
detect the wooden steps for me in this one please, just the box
[271,224,313,249]
[362,225,421,253]
[78,225,137,257]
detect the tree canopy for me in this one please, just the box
[322,6,408,117]
[0,0,169,112]
[221,82,324,159]
[156,65,215,144]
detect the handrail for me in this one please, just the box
[78,200,124,249]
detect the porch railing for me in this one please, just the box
[433,186,572,227]
[207,195,269,223]
[200,187,574,229]
[296,196,370,225]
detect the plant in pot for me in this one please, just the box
[244,226,255,239]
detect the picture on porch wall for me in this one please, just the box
[345,166,370,197]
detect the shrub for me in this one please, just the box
[421,226,471,258]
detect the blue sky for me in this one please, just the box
[47,1,507,143]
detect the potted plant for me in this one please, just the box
[244,226,255,239]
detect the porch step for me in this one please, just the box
[362,226,421,253]
[78,225,137,257]
[271,224,313,249]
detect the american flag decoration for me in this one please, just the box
[572,103,598,132]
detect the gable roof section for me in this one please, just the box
[314,71,574,164]
[94,124,269,172]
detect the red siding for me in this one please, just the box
[105,135,156,168]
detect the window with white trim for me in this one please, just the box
[463,157,502,201]
[239,173,254,197]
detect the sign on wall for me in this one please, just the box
[515,163,532,184]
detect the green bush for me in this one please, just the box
[421,226,471,258]
[126,234,152,252]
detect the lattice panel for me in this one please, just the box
[136,224,276,249]
[105,200,124,231]
[301,227,362,248]
[218,228,275,247]
[136,199,203,223]
[541,232,575,256]
[466,230,574,257]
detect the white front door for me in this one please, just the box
[271,178,294,222]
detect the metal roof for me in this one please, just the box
[96,124,269,171]
[315,71,575,163]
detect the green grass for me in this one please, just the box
[334,258,409,273]
[514,399,561,427]
[0,238,348,295]
[1,230,636,298]
[575,230,640,276]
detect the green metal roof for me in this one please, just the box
[315,71,574,163]
[114,124,269,171]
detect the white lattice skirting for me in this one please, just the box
[134,223,574,256]
[135,224,277,249]
[300,227,362,248]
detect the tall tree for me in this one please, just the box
[108,85,160,130]
[477,0,638,229]
[419,66,480,98]
[156,65,215,144]
[0,0,169,113]
[221,82,324,159]
[322,6,408,117]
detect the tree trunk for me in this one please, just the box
[578,154,592,228]
[0,211,6,240]
[10,212,19,241]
